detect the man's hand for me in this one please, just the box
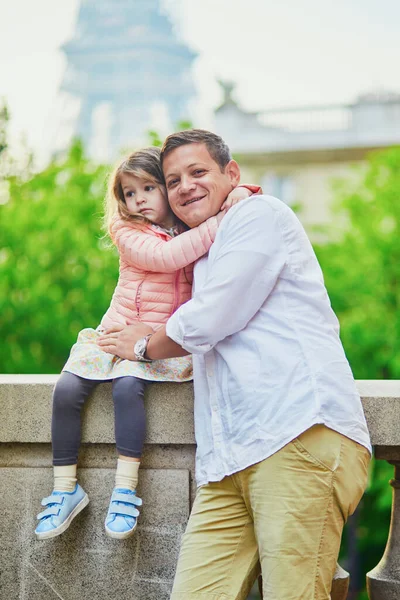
[97,323,154,361]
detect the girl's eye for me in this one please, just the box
[145,185,155,192]
[125,191,134,198]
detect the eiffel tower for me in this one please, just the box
[59,0,196,159]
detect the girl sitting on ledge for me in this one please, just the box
[34,146,260,540]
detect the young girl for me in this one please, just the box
[34,146,260,540]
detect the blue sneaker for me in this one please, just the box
[105,488,142,539]
[35,484,89,540]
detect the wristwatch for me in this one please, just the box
[134,334,153,362]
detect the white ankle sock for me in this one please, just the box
[115,459,140,491]
[53,465,77,493]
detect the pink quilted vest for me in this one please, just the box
[100,217,219,331]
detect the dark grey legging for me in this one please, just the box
[52,372,147,466]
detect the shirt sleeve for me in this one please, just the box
[166,197,287,353]
[238,184,262,195]
[111,215,219,273]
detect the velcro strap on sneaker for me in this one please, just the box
[37,505,60,519]
[41,495,64,506]
[109,504,140,518]
[111,492,142,506]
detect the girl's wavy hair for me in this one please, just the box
[104,147,167,234]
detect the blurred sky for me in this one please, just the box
[1,0,399,161]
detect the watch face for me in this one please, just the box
[135,337,148,361]
[134,334,152,362]
[134,339,144,359]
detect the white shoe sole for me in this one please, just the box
[35,494,89,540]
[105,521,138,540]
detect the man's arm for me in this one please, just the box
[146,327,188,360]
[162,198,287,356]
[96,322,186,361]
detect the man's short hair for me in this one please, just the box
[161,129,232,172]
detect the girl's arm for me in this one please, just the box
[111,183,262,273]
[111,215,221,273]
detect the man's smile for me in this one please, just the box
[182,194,206,207]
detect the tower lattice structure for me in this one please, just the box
[60,0,196,157]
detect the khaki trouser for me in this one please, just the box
[171,425,370,600]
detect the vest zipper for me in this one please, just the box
[171,270,181,314]
[135,280,144,320]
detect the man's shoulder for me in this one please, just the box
[221,195,289,229]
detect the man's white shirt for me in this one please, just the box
[166,196,371,487]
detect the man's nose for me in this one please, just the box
[179,177,196,193]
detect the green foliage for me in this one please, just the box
[147,120,193,149]
[314,147,400,380]
[147,130,163,147]
[356,458,392,569]
[0,100,9,157]
[0,100,33,180]
[176,119,193,131]
[0,140,118,373]
[313,147,400,594]
[0,100,11,181]
[0,121,196,374]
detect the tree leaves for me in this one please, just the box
[0,140,118,373]
[314,147,400,591]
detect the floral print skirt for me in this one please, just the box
[62,327,193,382]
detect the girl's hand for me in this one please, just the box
[221,186,253,212]
[216,210,226,224]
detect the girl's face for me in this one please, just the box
[120,172,175,229]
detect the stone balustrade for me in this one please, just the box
[0,376,399,600]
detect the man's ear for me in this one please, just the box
[225,160,241,187]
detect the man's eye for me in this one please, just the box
[167,179,178,188]
[194,169,205,176]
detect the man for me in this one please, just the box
[98,129,371,600]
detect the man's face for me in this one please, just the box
[163,143,240,228]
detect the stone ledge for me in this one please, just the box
[0,375,194,444]
[356,380,400,446]
[1,376,400,600]
[1,376,400,447]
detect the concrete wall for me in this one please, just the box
[1,376,400,600]
[239,158,366,233]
